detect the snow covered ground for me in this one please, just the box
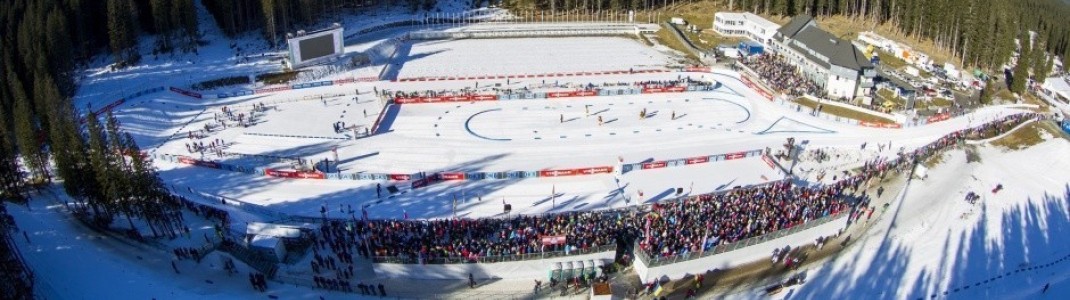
[719,138,1070,300]
[42,0,1070,297]
[392,37,672,79]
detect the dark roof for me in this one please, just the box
[777,15,874,71]
[777,15,814,38]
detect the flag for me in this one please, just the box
[403,210,408,220]
[552,185,556,208]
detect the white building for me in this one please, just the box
[1040,76,1070,106]
[712,12,781,46]
[770,15,876,100]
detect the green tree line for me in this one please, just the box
[0,0,195,235]
[500,0,1069,82]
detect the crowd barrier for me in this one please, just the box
[81,86,167,122]
[634,210,847,268]
[372,244,616,265]
[242,132,350,141]
[394,69,669,82]
[620,149,762,173]
[156,146,763,189]
[169,86,203,99]
[393,82,719,105]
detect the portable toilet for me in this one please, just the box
[562,261,574,280]
[586,259,597,277]
[575,261,586,279]
[596,259,606,277]
[550,262,562,281]
[738,41,764,56]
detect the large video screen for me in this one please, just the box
[298,34,336,62]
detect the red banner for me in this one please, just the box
[859,121,902,129]
[547,91,576,98]
[762,155,776,169]
[539,169,578,177]
[685,66,712,72]
[264,169,324,179]
[394,97,423,104]
[169,87,203,99]
[178,157,220,169]
[666,86,687,92]
[389,174,411,181]
[740,76,774,100]
[578,166,613,175]
[641,161,668,169]
[333,78,355,84]
[471,94,498,101]
[255,86,292,94]
[642,87,665,93]
[396,95,498,104]
[926,113,951,123]
[574,90,598,97]
[541,235,567,246]
[724,152,747,160]
[685,156,710,165]
[438,172,466,181]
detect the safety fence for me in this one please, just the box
[153,147,763,188]
[633,211,848,267]
[392,81,718,105]
[371,244,617,265]
[80,86,168,122]
[394,68,669,83]
[723,63,970,129]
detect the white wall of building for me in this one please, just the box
[372,251,615,280]
[713,12,780,46]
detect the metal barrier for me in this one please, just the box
[633,211,848,267]
[371,244,617,264]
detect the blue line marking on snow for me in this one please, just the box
[465,109,512,141]
[755,117,837,135]
[702,97,751,124]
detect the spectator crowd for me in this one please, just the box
[742,53,824,98]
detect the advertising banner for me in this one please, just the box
[762,155,776,169]
[177,157,220,169]
[539,169,577,177]
[641,161,668,169]
[725,152,747,160]
[926,113,951,123]
[255,86,293,94]
[439,172,466,181]
[169,87,203,99]
[541,235,568,246]
[685,156,709,165]
[388,174,411,181]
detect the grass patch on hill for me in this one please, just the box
[794,97,896,124]
[654,28,700,62]
[990,121,1065,150]
[815,15,955,66]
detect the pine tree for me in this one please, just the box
[151,0,175,52]
[10,73,48,183]
[107,0,138,64]
[1010,35,1031,94]
[0,102,24,199]
[85,112,116,220]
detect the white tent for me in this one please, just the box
[249,235,287,261]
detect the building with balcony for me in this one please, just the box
[712,12,780,46]
[770,15,875,100]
